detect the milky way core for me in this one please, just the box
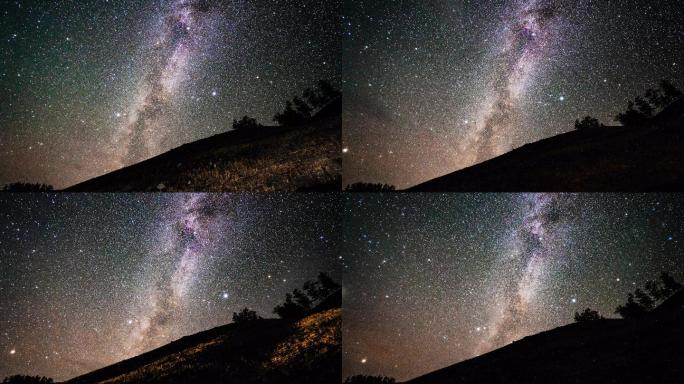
[479,194,571,353]
[114,1,220,167]
[468,1,562,163]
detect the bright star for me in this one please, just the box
[361,357,368,363]
[211,91,217,97]
[9,349,16,355]
[222,292,229,299]
[559,96,565,102]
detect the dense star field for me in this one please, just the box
[342,194,684,381]
[342,0,684,188]
[0,0,340,188]
[0,194,340,381]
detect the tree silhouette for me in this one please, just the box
[344,375,396,384]
[634,96,655,117]
[303,80,342,109]
[274,100,307,126]
[574,308,603,322]
[345,183,396,192]
[303,272,341,301]
[232,115,260,131]
[293,96,313,119]
[615,101,649,126]
[2,376,53,384]
[273,272,341,320]
[659,79,683,105]
[273,293,308,320]
[633,288,655,310]
[292,288,313,310]
[574,116,602,130]
[615,272,682,319]
[645,272,682,301]
[615,293,649,319]
[274,80,341,126]
[232,307,261,323]
[2,183,54,192]
[615,79,682,126]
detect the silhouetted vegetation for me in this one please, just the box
[615,79,682,126]
[273,272,340,320]
[232,307,262,323]
[345,182,397,192]
[615,272,682,319]
[574,308,604,322]
[2,183,54,192]
[274,80,340,126]
[344,375,396,384]
[232,115,262,131]
[574,116,602,131]
[1,376,53,384]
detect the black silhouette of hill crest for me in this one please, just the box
[410,98,684,192]
[66,98,341,192]
[403,289,684,384]
[63,291,341,384]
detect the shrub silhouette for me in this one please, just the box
[2,376,53,384]
[574,308,603,322]
[232,307,261,323]
[615,272,681,319]
[273,272,340,320]
[574,116,602,130]
[232,116,261,131]
[2,183,54,192]
[344,375,396,384]
[345,183,396,192]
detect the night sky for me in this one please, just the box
[0,0,340,188]
[342,0,684,189]
[0,193,340,381]
[342,194,684,381]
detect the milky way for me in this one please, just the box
[468,1,563,163]
[343,0,684,188]
[0,194,340,380]
[479,193,572,353]
[343,194,684,381]
[114,1,222,167]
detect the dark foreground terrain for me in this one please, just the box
[62,294,341,384]
[404,289,684,384]
[410,98,684,192]
[66,99,341,192]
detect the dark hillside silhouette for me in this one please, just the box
[56,279,341,384]
[66,82,341,192]
[410,80,684,192]
[401,274,684,384]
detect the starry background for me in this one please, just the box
[342,193,684,381]
[0,0,340,189]
[342,0,684,189]
[0,193,340,381]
